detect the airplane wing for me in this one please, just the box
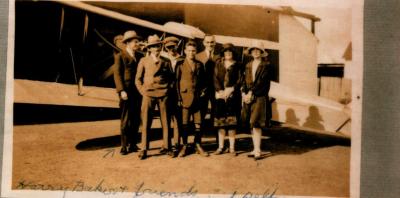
[214,35,279,50]
[55,1,279,51]
[14,79,119,108]
[270,82,351,138]
[53,0,205,39]
[163,22,205,39]
[14,79,351,138]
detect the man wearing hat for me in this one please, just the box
[113,30,144,155]
[162,36,184,156]
[162,36,183,71]
[241,40,272,160]
[135,34,174,160]
[196,35,220,140]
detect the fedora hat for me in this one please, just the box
[146,34,163,48]
[246,40,266,55]
[163,36,180,48]
[122,30,141,43]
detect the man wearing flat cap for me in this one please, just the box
[113,30,144,155]
[162,36,183,71]
[135,34,174,160]
[162,36,184,156]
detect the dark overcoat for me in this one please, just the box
[195,50,220,93]
[113,49,144,96]
[213,59,242,127]
[241,59,272,128]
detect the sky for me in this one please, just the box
[294,6,352,63]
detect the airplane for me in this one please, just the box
[13,0,351,139]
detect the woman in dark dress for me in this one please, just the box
[213,43,242,155]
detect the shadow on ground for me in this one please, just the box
[75,123,350,160]
[14,103,120,125]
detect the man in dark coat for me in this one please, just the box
[113,30,144,155]
[176,41,208,157]
[162,36,184,156]
[195,35,220,132]
[135,34,174,160]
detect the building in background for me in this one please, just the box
[295,5,352,104]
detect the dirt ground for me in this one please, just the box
[12,120,350,197]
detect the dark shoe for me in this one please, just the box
[128,144,140,153]
[254,156,262,160]
[167,150,176,158]
[171,146,179,158]
[178,145,188,157]
[195,144,209,157]
[254,152,261,161]
[138,150,147,160]
[247,151,255,158]
[213,148,225,155]
[159,147,168,154]
[120,147,128,155]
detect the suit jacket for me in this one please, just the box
[195,50,220,65]
[176,58,206,108]
[241,59,271,97]
[113,49,144,95]
[164,54,184,104]
[196,50,220,92]
[135,55,173,98]
[161,52,184,73]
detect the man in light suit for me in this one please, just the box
[176,41,208,157]
[195,35,220,137]
[113,30,143,155]
[135,34,174,160]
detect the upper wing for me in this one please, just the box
[54,0,205,39]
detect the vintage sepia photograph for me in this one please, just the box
[2,0,363,197]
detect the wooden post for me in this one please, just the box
[311,20,316,34]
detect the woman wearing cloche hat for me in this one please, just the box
[241,40,272,160]
[212,43,242,156]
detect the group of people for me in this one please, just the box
[113,30,272,160]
